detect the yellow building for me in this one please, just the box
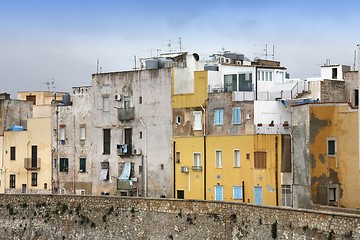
[3,117,52,193]
[172,66,290,206]
[174,134,284,206]
[0,91,66,194]
[308,104,359,208]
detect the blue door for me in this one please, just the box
[254,186,263,205]
[215,185,223,201]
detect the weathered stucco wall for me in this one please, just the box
[0,194,358,240]
[320,80,346,102]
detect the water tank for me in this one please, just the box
[204,64,219,71]
[144,59,159,70]
[62,93,71,106]
[158,58,173,68]
[12,125,24,131]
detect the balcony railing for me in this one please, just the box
[192,166,203,171]
[254,124,291,134]
[24,158,41,170]
[117,107,135,121]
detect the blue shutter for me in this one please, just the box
[233,108,241,124]
[219,109,224,124]
[233,186,242,199]
[215,185,223,201]
[254,186,263,205]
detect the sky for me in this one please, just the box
[1,0,360,98]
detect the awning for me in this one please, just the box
[119,162,131,180]
[100,169,109,181]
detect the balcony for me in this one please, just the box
[117,107,135,121]
[117,144,132,157]
[192,166,203,171]
[254,124,291,134]
[24,158,41,170]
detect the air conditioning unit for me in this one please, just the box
[132,148,142,155]
[235,60,242,65]
[115,94,122,101]
[181,166,189,173]
[130,177,138,182]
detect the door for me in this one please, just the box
[31,145,37,168]
[177,190,184,199]
[22,184,26,194]
[215,185,223,201]
[254,186,263,205]
[125,128,132,154]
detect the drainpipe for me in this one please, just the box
[255,66,258,100]
[275,136,279,206]
[173,140,176,198]
[73,115,76,194]
[200,104,206,200]
[358,44,360,171]
[290,133,294,207]
[139,118,147,197]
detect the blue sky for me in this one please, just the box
[1,0,359,97]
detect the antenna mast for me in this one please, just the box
[178,37,182,52]
[354,50,357,71]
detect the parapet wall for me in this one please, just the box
[0,194,359,239]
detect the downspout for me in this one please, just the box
[201,104,206,200]
[73,114,76,194]
[173,140,176,198]
[139,118,147,197]
[255,66,258,100]
[358,44,360,171]
[242,180,245,203]
[56,97,59,193]
[275,136,279,206]
[290,133,294,207]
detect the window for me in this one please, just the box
[234,149,240,167]
[139,96,142,104]
[31,172,37,186]
[10,146,15,160]
[175,116,181,125]
[355,89,359,107]
[239,73,252,91]
[176,152,180,163]
[80,125,86,141]
[59,126,65,144]
[193,153,202,171]
[254,151,266,169]
[328,187,337,202]
[9,174,16,188]
[60,158,69,172]
[103,129,111,154]
[214,109,224,125]
[281,185,292,207]
[124,96,131,108]
[31,145,38,168]
[232,107,241,124]
[327,138,336,156]
[140,131,143,139]
[233,186,243,199]
[26,95,36,105]
[100,161,110,181]
[79,158,86,173]
[246,153,250,160]
[215,185,223,201]
[332,68,337,79]
[216,150,222,168]
[177,190,184,199]
[224,74,237,92]
[193,111,202,130]
[103,96,109,112]
[124,128,132,154]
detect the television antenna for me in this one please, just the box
[353,49,357,71]
[41,79,55,91]
[255,44,275,60]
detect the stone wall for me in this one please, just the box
[321,80,346,102]
[0,194,359,239]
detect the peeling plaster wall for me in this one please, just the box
[0,100,32,135]
[207,92,254,135]
[320,80,346,102]
[292,104,312,209]
[91,69,172,198]
[344,71,358,105]
[309,104,359,208]
[52,87,93,195]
